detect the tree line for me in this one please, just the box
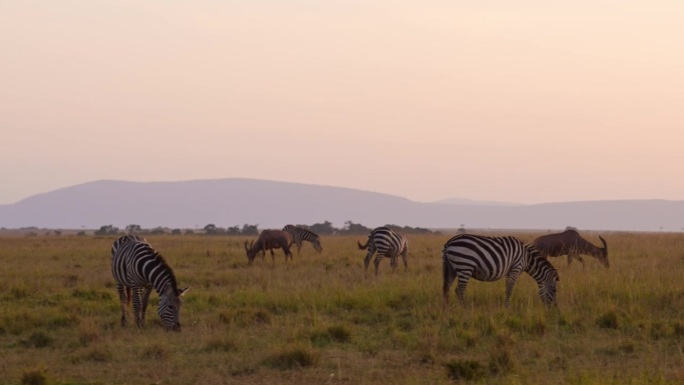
[94,221,438,236]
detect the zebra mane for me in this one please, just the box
[151,250,180,294]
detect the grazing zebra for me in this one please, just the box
[282,225,323,253]
[442,234,559,306]
[111,235,188,331]
[358,226,408,276]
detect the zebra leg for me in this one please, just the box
[374,255,383,276]
[296,240,302,254]
[140,287,152,325]
[455,273,472,306]
[389,255,398,273]
[132,287,144,328]
[442,262,457,306]
[401,251,408,272]
[117,284,131,327]
[504,270,522,306]
[363,250,375,277]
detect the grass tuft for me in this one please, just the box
[21,331,53,348]
[21,366,48,385]
[596,311,619,329]
[444,359,486,381]
[263,347,317,370]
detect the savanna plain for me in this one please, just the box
[1,231,683,385]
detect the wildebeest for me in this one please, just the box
[244,229,293,264]
[532,229,608,268]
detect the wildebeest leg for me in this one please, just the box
[576,254,586,268]
[270,247,275,262]
[568,252,585,268]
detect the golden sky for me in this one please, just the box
[2,1,683,204]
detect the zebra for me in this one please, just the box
[282,225,323,253]
[111,235,189,331]
[442,234,559,306]
[357,226,408,276]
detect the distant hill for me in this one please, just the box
[432,198,521,207]
[0,178,683,232]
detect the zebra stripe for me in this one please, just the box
[442,234,558,306]
[282,225,323,253]
[358,226,408,276]
[111,236,188,331]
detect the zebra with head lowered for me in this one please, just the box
[442,234,559,307]
[358,226,408,276]
[282,225,323,254]
[111,235,188,331]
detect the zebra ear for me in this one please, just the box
[178,287,189,296]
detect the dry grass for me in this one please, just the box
[0,231,683,384]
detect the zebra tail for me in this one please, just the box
[441,250,452,294]
[357,239,370,250]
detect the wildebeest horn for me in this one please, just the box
[599,235,607,252]
[598,235,609,268]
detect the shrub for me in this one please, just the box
[263,348,317,370]
[445,359,486,381]
[21,366,48,385]
[596,311,619,329]
[22,331,53,348]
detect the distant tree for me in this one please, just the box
[340,221,371,235]
[150,227,166,235]
[126,224,142,234]
[184,229,195,235]
[77,231,87,236]
[241,224,259,236]
[204,224,220,235]
[53,230,62,236]
[171,229,182,235]
[95,225,119,236]
[309,221,336,235]
[226,225,241,235]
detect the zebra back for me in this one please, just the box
[111,234,147,256]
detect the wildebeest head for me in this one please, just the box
[244,240,258,264]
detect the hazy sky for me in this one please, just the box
[2,1,683,205]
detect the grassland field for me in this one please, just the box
[1,231,683,385]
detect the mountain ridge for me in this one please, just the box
[0,178,682,232]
